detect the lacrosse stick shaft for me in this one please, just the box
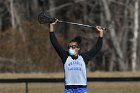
[58,20,96,28]
[58,20,107,31]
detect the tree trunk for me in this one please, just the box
[0,0,5,31]
[49,0,55,16]
[102,0,126,71]
[10,0,16,29]
[131,0,139,71]
[30,0,39,16]
[10,0,26,42]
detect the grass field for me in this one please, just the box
[0,72,140,93]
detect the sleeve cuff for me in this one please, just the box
[98,36,103,39]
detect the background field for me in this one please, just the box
[1,82,140,93]
[0,72,140,93]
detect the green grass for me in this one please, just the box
[0,72,140,93]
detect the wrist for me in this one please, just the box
[99,31,104,38]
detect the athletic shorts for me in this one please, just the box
[64,86,88,93]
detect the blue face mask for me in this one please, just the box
[68,48,76,56]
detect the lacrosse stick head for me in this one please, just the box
[38,11,56,24]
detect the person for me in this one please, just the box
[49,19,104,93]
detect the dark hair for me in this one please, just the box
[69,36,82,46]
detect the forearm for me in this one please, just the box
[83,37,103,61]
[50,32,68,63]
[99,31,104,38]
[89,37,103,55]
[50,18,58,32]
[49,19,62,52]
[50,24,55,32]
[49,22,60,50]
[50,32,61,52]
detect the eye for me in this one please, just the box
[68,45,79,49]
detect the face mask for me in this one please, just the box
[68,48,76,56]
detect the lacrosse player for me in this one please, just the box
[49,19,104,93]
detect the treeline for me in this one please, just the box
[0,0,140,72]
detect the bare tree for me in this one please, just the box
[49,0,55,16]
[101,0,126,71]
[9,0,26,42]
[0,0,8,31]
[130,0,139,71]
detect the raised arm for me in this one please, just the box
[50,19,67,63]
[82,26,104,62]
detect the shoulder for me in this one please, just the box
[79,53,89,65]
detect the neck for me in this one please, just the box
[71,54,78,59]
